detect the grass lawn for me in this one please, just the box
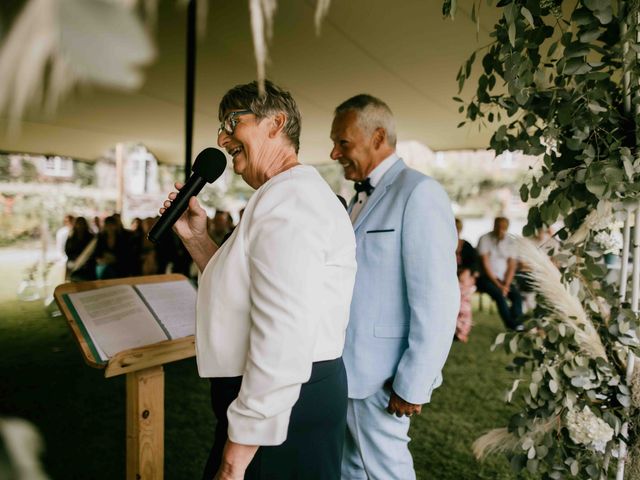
[0,253,523,479]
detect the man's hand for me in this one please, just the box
[386,389,422,418]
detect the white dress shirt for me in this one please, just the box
[350,154,399,223]
[477,232,516,280]
[197,165,357,446]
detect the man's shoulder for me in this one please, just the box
[393,165,444,195]
[477,232,493,246]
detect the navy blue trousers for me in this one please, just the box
[202,358,347,480]
[476,276,523,329]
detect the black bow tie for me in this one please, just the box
[354,178,374,196]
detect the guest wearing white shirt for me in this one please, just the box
[161,80,357,480]
[476,217,523,330]
[55,214,74,260]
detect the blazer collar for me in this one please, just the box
[353,158,406,231]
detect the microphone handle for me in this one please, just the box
[148,176,207,243]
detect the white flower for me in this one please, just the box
[593,229,623,255]
[565,406,614,453]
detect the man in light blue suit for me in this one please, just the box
[330,94,459,479]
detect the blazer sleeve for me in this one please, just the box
[226,183,326,446]
[392,178,460,405]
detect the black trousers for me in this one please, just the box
[476,276,523,329]
[202,358,347,480]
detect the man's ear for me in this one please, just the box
[269,112,287,139]
[372,128,386,149]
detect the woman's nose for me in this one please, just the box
[218,131,230,148]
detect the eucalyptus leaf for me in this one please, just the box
[583,0,609,12]
[521,6,534,28]
[580,28,601,42]
[617,393,631,407]
[585,176,606,196]
[593,6,612,25]
[509,335,519,353]
[564,58,591,75]
[508,23,516,47]
[571,8,595,26]
[570,460,579,476]
[587,102,606,113]
[564,42,590,59]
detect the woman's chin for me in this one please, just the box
[232,158,245,175]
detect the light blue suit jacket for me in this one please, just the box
[344,158,459,404]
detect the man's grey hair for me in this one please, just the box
[219,80,301,153]
[334,94,397,147]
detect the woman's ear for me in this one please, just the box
[269,112,287,139]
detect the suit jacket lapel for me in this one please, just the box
[347,193,357,215]
[353,159,406,231]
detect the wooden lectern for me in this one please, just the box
[54,274,196,480]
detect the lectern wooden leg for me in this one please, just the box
[126,365,164,480]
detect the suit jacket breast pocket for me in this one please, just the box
[363,229,396,264]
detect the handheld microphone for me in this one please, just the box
[148,148,227,243]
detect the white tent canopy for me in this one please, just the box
[0,0,500,165]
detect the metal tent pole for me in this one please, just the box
[184,0,197,181]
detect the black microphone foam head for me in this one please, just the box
[192,148,227,183]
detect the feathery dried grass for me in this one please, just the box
[515,237,608,360]
[314,0,332,34]
[249,0,277,93]
[473,416,558,460]
[0,0,58,124]
[473,428,519,459]
[0,0,154,125]
[249,0,332,90]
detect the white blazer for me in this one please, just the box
[197,165,357,446]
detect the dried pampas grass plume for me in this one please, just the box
[631,362,640,408]
[314,0,332,34]
[473,428,519,459]
[515,236,608,361]
[249,0,332,91]
[0,0,155,126]
[249,0,277,93]
[473,416,558,460]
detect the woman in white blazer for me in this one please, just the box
[161,80,357,480]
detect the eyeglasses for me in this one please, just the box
[218,110,253,136]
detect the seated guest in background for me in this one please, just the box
[65,216,96,281]
[455,217,478,343]
[160,80,356,480]
[139,217,160,275]
[129,217,145,275]
[94,215,134,279]
[90,215,102,234]
[476,217,523,330]
[55,214,74,260]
